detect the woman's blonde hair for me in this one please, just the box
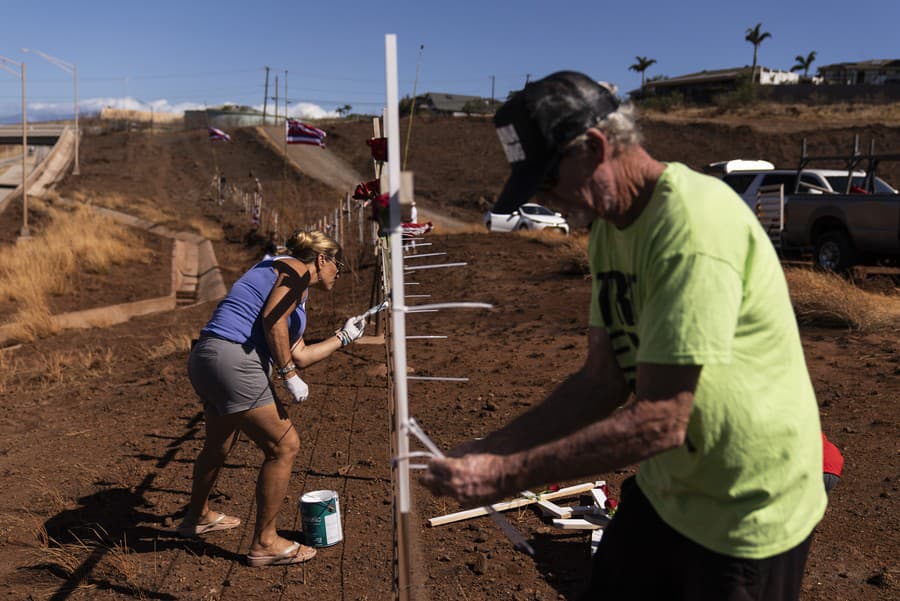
[285,230,343,264]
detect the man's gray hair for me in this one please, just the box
[593,103,641,152]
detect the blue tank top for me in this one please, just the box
[201,256,307,364]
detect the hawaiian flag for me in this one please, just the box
[208,127,231,142]
[286,119,326,147]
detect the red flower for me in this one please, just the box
[366,137,388,161]
[353,179,382,201]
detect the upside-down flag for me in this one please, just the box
[208,127,231,142]
[286,119,327,147]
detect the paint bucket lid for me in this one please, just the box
[301,490,337,503]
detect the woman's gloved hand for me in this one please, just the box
[283,373,309,403]
[337,315,367,346]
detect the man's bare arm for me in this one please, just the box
[424,361,699,505]
[508,362,699,489]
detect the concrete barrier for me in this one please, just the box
[51,295,177,330]
[0,126,75,217]
[0,201,227,347]
[196,239,227,303]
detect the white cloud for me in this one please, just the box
[244,101,339,120]
[286,102,340,120]
[1,97,339,123]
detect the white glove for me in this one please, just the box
[337,314,367,346]
[283,373,309,404]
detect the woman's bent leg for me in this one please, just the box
[238,402,302,554]
[184,412,240,524]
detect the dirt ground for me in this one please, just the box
[0,109,897,600]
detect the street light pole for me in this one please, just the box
[22,48,79,175]
[0,56,29,237]
[73,63,79,174]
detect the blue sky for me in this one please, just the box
[1,0,897,123]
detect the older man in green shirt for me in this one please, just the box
[422,71,825,600]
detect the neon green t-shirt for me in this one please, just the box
[588,162,826,559]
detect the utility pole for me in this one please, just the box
[282,70,288,242]
[490,75,495,110]
[0,56,28,238]
[525,73,531,85]
[21,48,79,175]
[263,66,270,125]
[402,44,424,171]
[273,75,279,124]
[21,62,27,237]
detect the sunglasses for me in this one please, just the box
[541,133,590,191]
[330,257,345,276]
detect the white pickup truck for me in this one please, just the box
[712,160,898,209]
[712,159,900,271]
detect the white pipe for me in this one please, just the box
[404,262,467,271]
[385,34,411,516]
[403,252,447,259]
[402,302,493,312]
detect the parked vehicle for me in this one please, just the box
[484,203,570,234]
[717,140,900,271]
[712,159,898,209]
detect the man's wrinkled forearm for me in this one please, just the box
[501,393,692,493]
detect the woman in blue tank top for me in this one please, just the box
[179,230,368,567]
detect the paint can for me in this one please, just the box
[300,490,343,547]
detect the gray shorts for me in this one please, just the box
[188,335,277,416]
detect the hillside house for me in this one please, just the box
[818,59,900,85]
[414,92,494,116]
[635,66,798,102]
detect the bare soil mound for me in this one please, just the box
[0,110,896,600]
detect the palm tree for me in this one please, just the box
[791,51,817,78]
[629,56,658,89]
[745,23,772,84]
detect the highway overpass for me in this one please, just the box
[0,124,66,145]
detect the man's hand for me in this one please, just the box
[283,373,309,403]
[421,453,521,506]
[337,315,367,345]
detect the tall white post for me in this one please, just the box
[386,33,409,513]
[385,34,414,601]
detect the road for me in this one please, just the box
[258,125,475,233]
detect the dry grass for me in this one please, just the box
[642,100,900,131]
[186,217,223,241]
[0,346,116,393]
[0,349,18,395]
[0,481,149,596]
[435,222,486,235]
[146,332,192,360]
[0,204,147,341]
[69,190,174,225]
[785,267,900,332]
[30,522,147,595]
